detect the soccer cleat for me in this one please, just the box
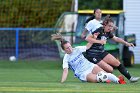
[129,77,140,83]
[118,75,126,84]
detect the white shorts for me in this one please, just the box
[77,63,96,81]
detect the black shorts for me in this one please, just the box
[84,51,109,64]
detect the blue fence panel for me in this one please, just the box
[0,28,59,61]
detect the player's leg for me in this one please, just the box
[103,53,140,82]
[91,64,103,74]
[105,73,126,84]
[88,65,124,84]
[103,54,131,80]
[85,52,113,73]
[86,73,97,83]
[103,53,120,66]
[86,64,103,82]
[107,73,121,83]
[91,65,117,82]
[97,60,113,73]
[86,72,125,84]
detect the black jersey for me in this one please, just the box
[86,27,114,56]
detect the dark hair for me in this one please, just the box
[85,8,101,24]
[51,33,69,50]
[61,40,69,50]
[85,16,95,24]
[102,15,114,26]
[93,8,100,14]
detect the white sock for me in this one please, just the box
[107,73,119,83]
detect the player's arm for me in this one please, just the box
[81,29,88,39]
[61,68,68,83]
[112,36,134,47]
[85,27,106,45]
[85,34,106,45]
[81,20,93,39]
[86,43,92,49]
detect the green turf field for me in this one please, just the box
[0,60,139,93]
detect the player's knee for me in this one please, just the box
[107,67,113,73]
[114,60,121,67]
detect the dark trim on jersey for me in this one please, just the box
[86,27,114,56]
[92,27,114,39]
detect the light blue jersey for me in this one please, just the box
[63,46,95,81]
[85,19,102,34]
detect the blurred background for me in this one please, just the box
[0,0,140,64]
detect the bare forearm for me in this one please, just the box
[61,68,68,83]
[115,37,128,45]
[86,43,92,49]
[82,30,88,35]
[86,37,106,45]
[86,37,98,43]
[81,29,88,39]
[114,37,134,47]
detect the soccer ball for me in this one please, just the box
[96,71,108,82]
[9,56,16,61]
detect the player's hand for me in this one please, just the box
[100,40,106,45]
[93,32,100,39]
[61,81,64,83]
[126,42,135,47]
[81,33,86,39]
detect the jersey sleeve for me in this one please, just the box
[91,27,102,35]
[85,16,95,24]
[108,32,114,38]
[85,21,93,33]
[76,46,87,52]
[62,54,69,69]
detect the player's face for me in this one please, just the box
[63,43,73,54]
[95,9,102,20]
[104,22,114,32]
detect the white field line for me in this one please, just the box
[0,87,139,92]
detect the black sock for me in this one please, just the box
[117,64,131,80]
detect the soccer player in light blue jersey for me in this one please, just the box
[51,33,126,84]
[81,8,102,39]
[81,8,117,39]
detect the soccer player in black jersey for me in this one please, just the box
[85,15,140,83]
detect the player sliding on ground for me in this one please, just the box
[51,33,126,84]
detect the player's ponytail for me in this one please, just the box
[51,33,64,42]
[51,33,68,50]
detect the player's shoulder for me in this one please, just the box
[85,16,95,23]
[74,46,86,51]
[90,19,97,23]
[73,47,80,51]
[93,27,103,33]
[75,46,85,49]
[63,54,71,62]
[64,53,69,58]
[87,19,95,24]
